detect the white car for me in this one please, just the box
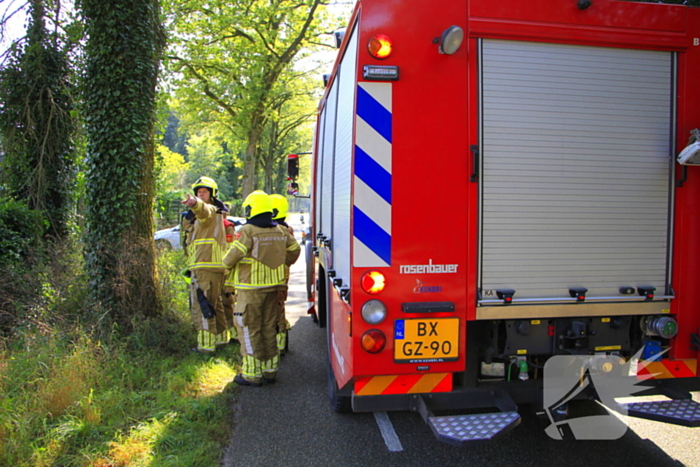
[154,224,182,249]
[155,216,246,250]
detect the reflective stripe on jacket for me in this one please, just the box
[223,224,300,290]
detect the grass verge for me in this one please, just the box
[0,248,240,466]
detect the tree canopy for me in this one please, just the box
[162,0,338,197]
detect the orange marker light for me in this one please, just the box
[368,34,393,59]
[361,329,386,353]
[361,270,386,294]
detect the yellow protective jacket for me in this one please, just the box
[188,198,228,272]
[223,224,300,291]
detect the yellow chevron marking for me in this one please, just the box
[408,374,447,394]
[356,376,397,395]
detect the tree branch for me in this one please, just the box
[206,28,255,46]
[167,55,239,119]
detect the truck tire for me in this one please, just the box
[327,354,352,413]
[316,269,327,329]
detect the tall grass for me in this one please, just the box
[0,247,240,466]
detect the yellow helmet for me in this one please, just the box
[242,190,272,218]
[192,176,218,198]
[269,194,289,220]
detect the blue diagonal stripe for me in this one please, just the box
[354,206,391,265]
[355,146,392,204]
[357,85,392,144]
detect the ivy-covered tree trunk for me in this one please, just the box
[0,0,76,238]
[82,0,165,325]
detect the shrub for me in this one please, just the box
[0,198,46,268]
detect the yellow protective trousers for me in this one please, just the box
[221,290,238,340]
[234,288,282,383]
[189,270,227,351]
[276,288,290,353]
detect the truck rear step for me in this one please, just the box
[416,392,521,446]
[428,412,521,445]
[619,399,700,427]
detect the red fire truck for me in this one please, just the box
[288,0,700,444]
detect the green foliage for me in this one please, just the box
[0,246,240,466]
[0,198,46,268]
[0,227,87,342]
[81,0,166,323]
[163,0,336,196]
[256,69,319,193]
[183,132,239,199]
[0,324,239,466]
[162,111,189,157]
[154,143,188,227]
[0,0,78,238]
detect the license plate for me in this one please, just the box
[394,318,459,363]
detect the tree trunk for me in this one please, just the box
[82,0,165,328]
[241,126,263,197]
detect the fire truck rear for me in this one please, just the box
[288,0,700,445]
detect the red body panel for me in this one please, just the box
[670,7,700,360]
[348,0,470,383]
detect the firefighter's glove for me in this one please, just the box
[180,268,192,285]
[196,288,216,319]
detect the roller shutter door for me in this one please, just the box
[332,25,359,283]
[480,39,673,301]
[319,75,338,239]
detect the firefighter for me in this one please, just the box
[221,216,238,342]
[181,176,230,352]
[270,193,293,355]
[224,191,300,386]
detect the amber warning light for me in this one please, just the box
[368,34,393,59]
[361,329,386,354]
[361,270,386,295]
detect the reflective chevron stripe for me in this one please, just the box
[354,82,392,267]
[637,359,697,379]
[354,373,452,396]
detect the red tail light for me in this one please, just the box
[361,270,386,295]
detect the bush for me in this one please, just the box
[155,190,186,229]
[0,199,51,336]
[0,198,46,268]
[0,244,239,466]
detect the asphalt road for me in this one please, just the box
[222,220,700,467]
